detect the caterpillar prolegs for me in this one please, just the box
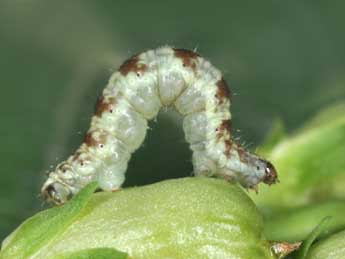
[42,46,278,204]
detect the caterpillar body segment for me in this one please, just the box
[42,46,278,204]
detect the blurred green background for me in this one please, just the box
[0,1,345,241]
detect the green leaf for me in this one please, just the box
[48,248,128,259]
[0,178,276,259]
[305,229,345,259]
[250,103,345,213]
[296,216,331,259]
[298,103,345,133]
[264,200,345,242]
[0,182,98,259]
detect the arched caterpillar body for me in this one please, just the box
[42,46,278,204]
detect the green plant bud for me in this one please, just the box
[264,200,345,242]
[296,217,331,259]
[304,229,345,259]
[251,103,345,213]
[0,178,277,259]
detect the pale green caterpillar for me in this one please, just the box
[42,46,278,204]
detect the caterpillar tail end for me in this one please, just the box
[41,178,73,205]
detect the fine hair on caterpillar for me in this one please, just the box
[42,46,278,204]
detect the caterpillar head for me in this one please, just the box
[41,162,75,204]
[261,160,278,185]
[247,158,278,189]
[41,180,72,205]
[223,148,278,189]
[244,158,278,188]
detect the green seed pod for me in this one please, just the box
[305,229,345,259]
[1,178,278,259]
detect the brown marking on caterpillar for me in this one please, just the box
[216,119,232,138]
[224,139,233,157]
[84,133,94,147]
[72,152,82,161]
[119,55,147,76]
[57,162,72,173]
[238,147,249,163]
[84,132,106,148]
[95,96,116,117]
[72,152,87,165]
[216,78,231,104]
[174,48,199,71]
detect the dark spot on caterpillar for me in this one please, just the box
[119,55,147,76]
[216,120,232,138]
[215,78,231,104]
[174,48,199,71]
[95,96,116,117]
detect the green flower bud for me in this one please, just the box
[305,229,345,259]
[1,178,278,259]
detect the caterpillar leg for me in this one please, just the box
[192,150,217,177]
[97,159,127,191]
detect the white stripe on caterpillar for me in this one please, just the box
[42,46,278,204]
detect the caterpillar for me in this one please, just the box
[42,46,278,204]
